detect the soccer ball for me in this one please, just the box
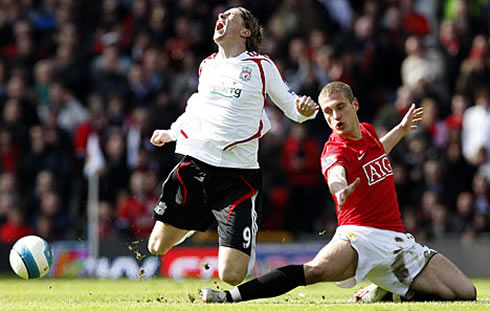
[9,235,53,279]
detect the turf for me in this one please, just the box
[0,278,489,311]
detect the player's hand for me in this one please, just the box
[399,103,423,136]
[295,96,319,117]
[150,130,172,147]
[335,177,360,212]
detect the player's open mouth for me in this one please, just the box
[336,122,344,130]
[216,21,225,33]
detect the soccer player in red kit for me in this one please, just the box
[201,81,476,303]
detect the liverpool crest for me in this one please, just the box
[239,66,252,81]
[154,201,167,215]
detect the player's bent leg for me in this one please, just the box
[409,253,476,300]
[218,246,250,285]
[147,221,190,255]
[200,239,358,303]
[303,239,358,284]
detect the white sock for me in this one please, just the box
[229,287,242,302]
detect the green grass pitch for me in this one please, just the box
[1,278,489,311]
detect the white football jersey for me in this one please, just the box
[168,50,317,168]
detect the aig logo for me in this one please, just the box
[362,154,393,186]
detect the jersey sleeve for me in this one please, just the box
[168,113,187,141]
[168,93,200,140]
[262,59,317,123]
[320,143,349,182]
[168,54,216,141]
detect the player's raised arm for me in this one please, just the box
[295,95,318,117]
[379,103,424,154]
[262,60,318,122]
[327,165,360,212]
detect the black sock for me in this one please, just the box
[225,291,232,301]
[233,264,306,302]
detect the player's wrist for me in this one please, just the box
[396,123,408,137]
[167,129,178,141]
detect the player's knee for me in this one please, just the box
[220,269,246,286]
[147,238,168,255]
[220,274,243,286]
[459,285,477,301]
[470,285,477,300]
[147,240,159,255]
[445,282,476,301]
[454,279,477,301]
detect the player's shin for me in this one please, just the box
[201,264,307,303]
[235,264,307,302]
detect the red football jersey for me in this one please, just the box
[321,122,405,232]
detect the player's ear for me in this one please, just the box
[240,29,251,38]
[353,98,359,111]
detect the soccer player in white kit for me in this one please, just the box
[147,7,318,286]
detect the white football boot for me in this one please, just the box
[348,283,390,303]
[200,288,228,303]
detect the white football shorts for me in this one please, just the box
[332,225,437,296]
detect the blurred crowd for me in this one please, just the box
[0,0,489,245]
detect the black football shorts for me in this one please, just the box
[153,156,262,255]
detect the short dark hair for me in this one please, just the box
[239,7,263,52]
[319,81,355,103]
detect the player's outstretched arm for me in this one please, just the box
[295,96,319,117]
[380,103,423,154]
[327,165,360,212]
[150,130,173,147]
[263,60,318,122]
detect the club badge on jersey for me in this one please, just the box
[321,155,337,173]
[239,66,252,81]
[154,201,168,216]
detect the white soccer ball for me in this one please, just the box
[9,235,53,279]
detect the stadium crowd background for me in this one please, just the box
[0,0,489,245]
